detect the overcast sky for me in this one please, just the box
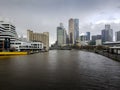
[0,0,120,44]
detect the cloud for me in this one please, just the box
[117,6,120,9]
[0,0,120,44]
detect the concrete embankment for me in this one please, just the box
[95,50,120,62]
[82,49,120,62]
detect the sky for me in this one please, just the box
[0,0,120,45]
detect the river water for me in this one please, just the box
[0,50,120,90]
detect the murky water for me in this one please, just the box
[0,50,120,90]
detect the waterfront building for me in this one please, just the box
[57,23,67,46]
[103,41,120,47]
[27,30,49,51]
[11,40,43,51]
[101,24,113,43]
[104,41,120,54]
[69,18,79,44]
[0,21,18,41]
[109,47,120,55]
[116,31,120,41]
[0,21,18,51]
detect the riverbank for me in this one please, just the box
[81,49,120,62]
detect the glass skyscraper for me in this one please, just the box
[101,24,113,43]
[74,19,79,41]
[86,32,90,41]
[69,18,79,44]
[57,23,66,46]
[116,31,120,41]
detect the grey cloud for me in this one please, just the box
[117,6,120,9]
[0,0,120,44]
[0,0,111,13]
[80,22,120,41]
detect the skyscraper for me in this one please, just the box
[69,18,74,44]
[86,32,90,41]
[101,24,113,43]
[74,19,79,41]
[116,31,120,41]
[57,23,66,46]
[64,29,67,44]
[92,35,97,42]
[69,18,79,44]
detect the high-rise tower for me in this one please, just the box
[57,23,67,46]
[101,24,113,43]
[68,18,79,44]
[116,31,120,41]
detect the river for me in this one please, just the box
[0,50,120,90]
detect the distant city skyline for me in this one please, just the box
[0,0,120,45]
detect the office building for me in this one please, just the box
[27,30,49,51]
[79,33,88,46]
[57,23,67,46]
[96,35,102,40]
[96,39,102,46]
[0,21,18,41]
[66,34,69,44]
[69,18,74,44]
[0,21,18,51]
[101,24,113,43]
[91,35,102,45]
[92,35,97,42]
[64,29,67,44]
[74,19,79,41]
[80,33,87,41]
[116,31,120,41]
[69,18,79,44]
[86,32,90,41]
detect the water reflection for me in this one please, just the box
[0,56,15,60]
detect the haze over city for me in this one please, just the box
[0,0,120,44]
